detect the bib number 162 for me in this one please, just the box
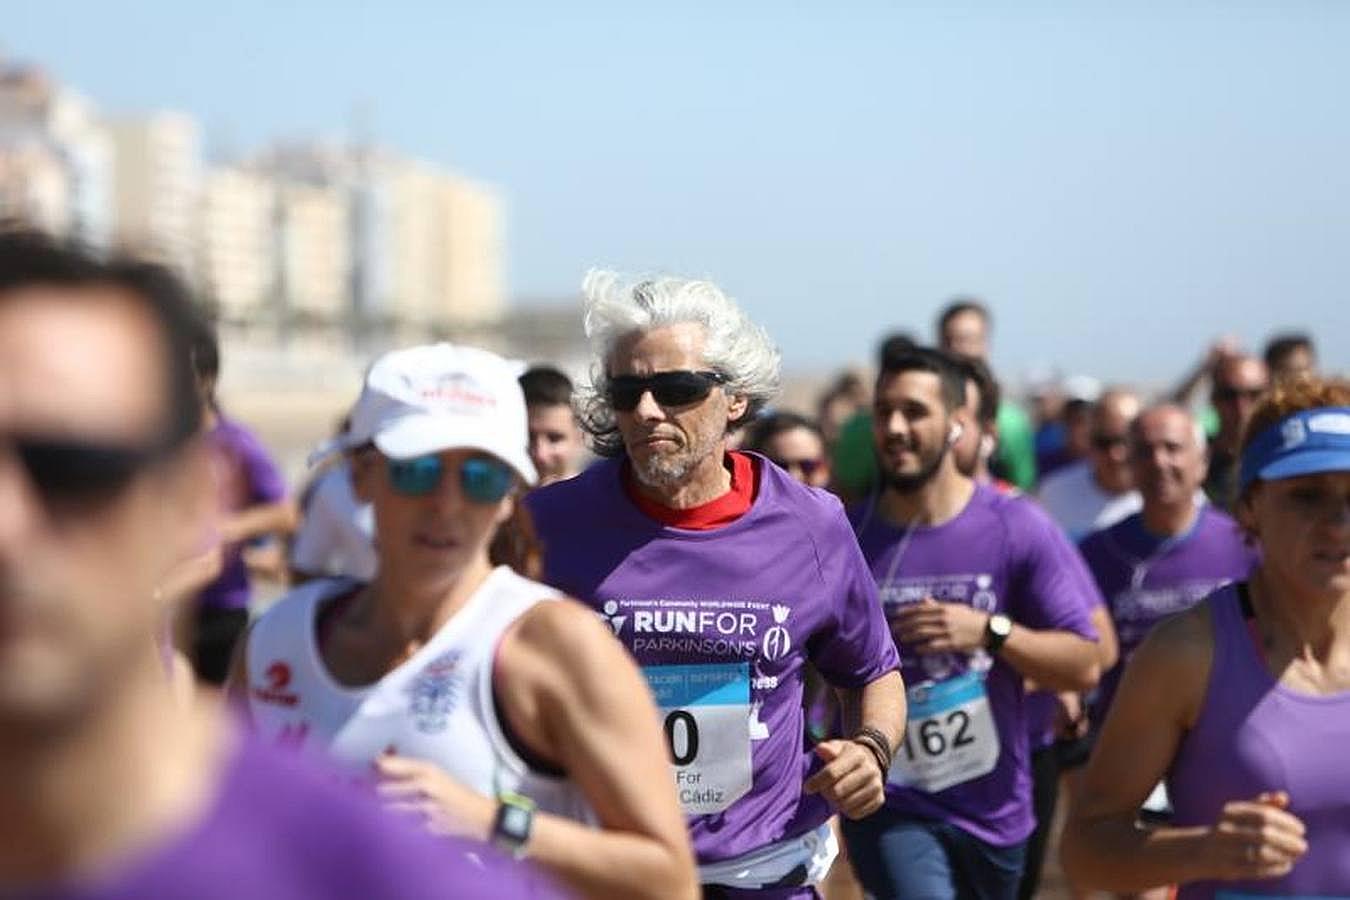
[888,671,1000,794]
[901,709,975,760]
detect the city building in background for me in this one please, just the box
[200,166,276,325]
[0,57,510,365]
[0,62,113,248]
[106,112,201,275]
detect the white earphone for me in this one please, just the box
[948,422,965,445]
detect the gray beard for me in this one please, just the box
[631,447,701,489]
[629,426,724,492]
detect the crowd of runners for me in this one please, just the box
[0,223,1346,900]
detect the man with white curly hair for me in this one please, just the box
[528,271,906,898]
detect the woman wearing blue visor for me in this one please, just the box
[1063,376,1350,898]
[228,343,698,900]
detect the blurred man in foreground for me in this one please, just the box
[0,228,559,899]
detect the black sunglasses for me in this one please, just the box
[6,434,179,510]
[768,456,825,477]
[606,370,728,412]
[1091,433,1129,452]
[1213,386,1266,404]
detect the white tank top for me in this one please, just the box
[245,565,592,821]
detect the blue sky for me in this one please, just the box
[7,1,1348,382]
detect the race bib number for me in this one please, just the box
[889,670,1000,794]
[644,663,753,815]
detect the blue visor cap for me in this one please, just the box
[1239,406,1350,492]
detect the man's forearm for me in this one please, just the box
[837,670,906,750]
[999,626,1100,692]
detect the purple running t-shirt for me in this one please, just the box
[528,455,900,864]
[198,416,288,611]
[1169,585,1350,899]
[20,735,565,899]
[1078,506,1256,722]
[850,484,1101,847]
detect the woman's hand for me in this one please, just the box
[374,753,497,841]
[1201,791,1308,883]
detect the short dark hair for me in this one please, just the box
[744,410,824,453]
[876,331,917,370]
[519,365,574,408]
[936,297,990,337]
[189,312,220,383]
[1063,398,1093,422]
[953,355,1001,426]
[0,225,203,447]
[1262,332,1315,371]
[876,345,966,413]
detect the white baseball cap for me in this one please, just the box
[1062,374,1103,404]
[312,343,537,485]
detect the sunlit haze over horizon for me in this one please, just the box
[7,1,1348,382]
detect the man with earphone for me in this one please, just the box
[841,346,1105,900]
[949,356,1018,495]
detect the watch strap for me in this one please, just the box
[984,614,1012,653]
[491,791,537,858]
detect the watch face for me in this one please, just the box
[991,614,1013,637]
[502,805,531,836]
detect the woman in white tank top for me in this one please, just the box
[227,343,696,900]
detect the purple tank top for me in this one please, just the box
[1168,583,1350,899]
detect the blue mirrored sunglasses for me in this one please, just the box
[386,455,515,503]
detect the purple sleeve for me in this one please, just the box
[230,421,288,504]
[1008,499,1102,637]
[808,497,902,688]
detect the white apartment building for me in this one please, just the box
[199,167,276,322]
[106,112,201,275]
[0,62,505,349]
[440,173,504,324]
[0,140,69,234]
[275,179,349,323]
[352,155,505,328]
[0,64,114,247]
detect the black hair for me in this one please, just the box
[189,312,220,383]
[1262,332,1315,371]
[1063,398,1094,421]
[518,365,574,408]
[936,297,990,337]
[876,331,917,370]
[744,410,825,453]
[876,345,967,412]
[953,355,1001,426]
[0,224,203,447]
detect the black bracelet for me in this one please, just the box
[852,725,893,764]
[854,740,889,778]
[851,726,894,776]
